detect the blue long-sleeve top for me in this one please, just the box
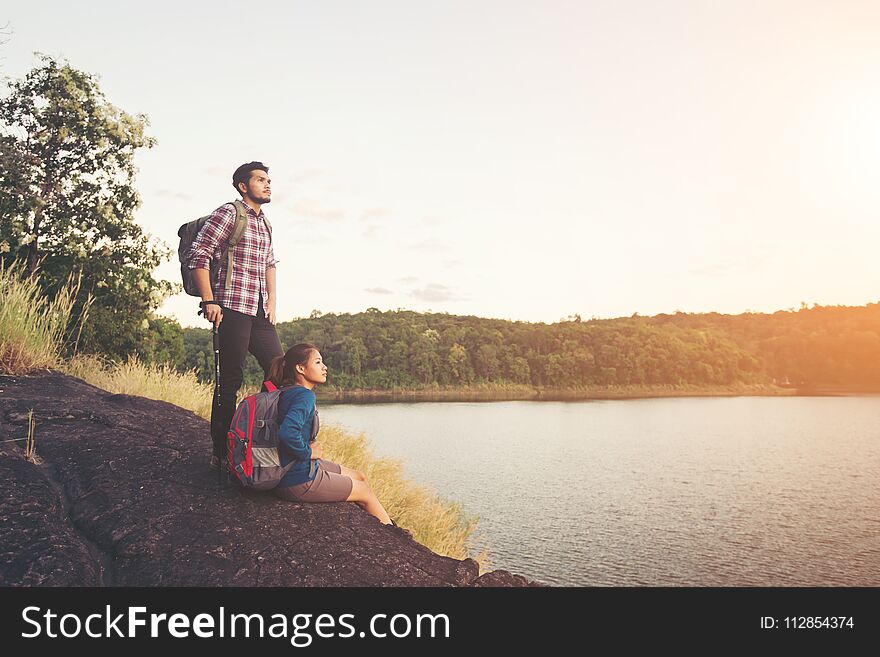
[277,386,319,487]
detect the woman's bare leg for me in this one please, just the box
[346,478,391,525]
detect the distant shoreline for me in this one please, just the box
[315,383,854,404]
[316,384,880,404]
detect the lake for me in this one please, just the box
[321,396,880,586]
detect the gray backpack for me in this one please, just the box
[177,200,272,296]
[227,382,319,490]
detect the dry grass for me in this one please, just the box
[24,410,37,463]
[0,260,91,375]
[63,354,225,420]
[318,424,482,563]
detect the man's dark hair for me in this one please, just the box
[232,161,269,195]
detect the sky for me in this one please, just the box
[3,1,879,327]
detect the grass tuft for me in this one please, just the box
[0,260,91,375]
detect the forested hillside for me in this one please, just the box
[180,303,880,391]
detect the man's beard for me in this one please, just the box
[248,189,271,204]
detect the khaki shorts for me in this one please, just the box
[274,460,353,503]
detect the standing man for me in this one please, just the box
[187,161,283,468]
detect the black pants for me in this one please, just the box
[210,299,283,458]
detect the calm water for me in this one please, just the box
[322,396,880,586]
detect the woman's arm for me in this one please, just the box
[278,394,313,462]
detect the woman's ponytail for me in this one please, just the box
[267,355,286,387]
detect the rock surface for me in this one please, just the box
[0,372,538,587]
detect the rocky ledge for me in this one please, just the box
[0,372,539,587]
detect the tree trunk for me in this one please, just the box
[29,176,51,277]
[28,212,40,277]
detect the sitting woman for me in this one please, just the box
[268,342,392,525]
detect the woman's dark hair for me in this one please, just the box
[232,161,269,195]
[267,343,318,387]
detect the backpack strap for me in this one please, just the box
[223,201,249,291]
[223,200,272,291]
[262,381,303,393]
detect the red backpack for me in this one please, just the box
[226,382,319,489]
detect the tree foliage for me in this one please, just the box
[0,54,173,358]
[177,303,880,391]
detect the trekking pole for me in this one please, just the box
[212,320,220,409]
[212,320,228,488]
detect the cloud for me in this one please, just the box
[155,190,193,201]
[422,215,445,226]
[292,199,345,222]
[443,259,462,268]
[411,283,459,303]
[321,183,350,196]
[409,238,450,253]
[204,166,226,176]
[397,276,419,284]
[291,168,330,183]
[365,287,394,295]
[361,208,392,223]
[689,255,766,277]
[689,262,737,277]
[361,209,392,237]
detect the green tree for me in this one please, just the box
[138,316,184,365]
[182,326,212,381]
[543,353,565,384]
[510,355,532,384]
[0,54,172,359]
[339,335,368,376]
[447,343,474,384]
[387,339,410,372]
[410,330,440,384]
[475,343,501,380]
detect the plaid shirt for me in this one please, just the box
[186,202,277,317]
